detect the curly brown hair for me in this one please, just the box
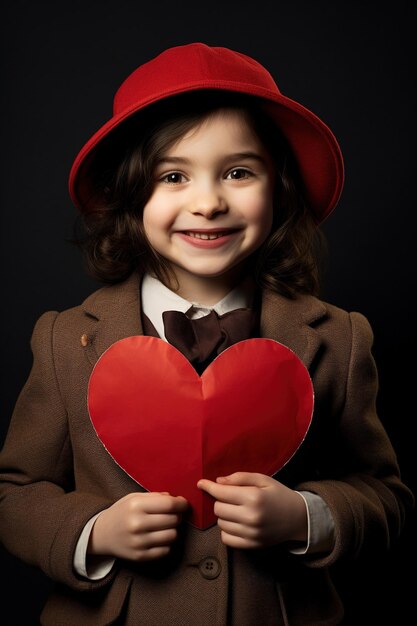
[74,91,325,298]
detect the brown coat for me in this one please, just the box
[0,273,412,626]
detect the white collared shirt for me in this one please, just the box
[141,273,254,340]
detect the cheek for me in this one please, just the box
[243,192,274,235]
[142,204,153,231]
[142,210,154,244]
[143,198,169,240]
[143,189,182,234]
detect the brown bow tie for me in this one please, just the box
[161,308,257,372]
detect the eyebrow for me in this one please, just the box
[155,151,267,167]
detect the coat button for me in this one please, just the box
[80,334,89,347]
[198,557,221,579]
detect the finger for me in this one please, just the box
[197,480,246,505]
[137,528,178,549]
[141,495,189,514]
[219,530,260,549]
[213,501,243,523]
[217,518,257,540]
[135,546,171,561]
[216,472,272,488]
[137,492,183,499]
[136,513,183,532]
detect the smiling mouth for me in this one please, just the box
[181,229,240,240]
[184,230,232,241]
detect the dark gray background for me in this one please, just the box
[1,1,416,624]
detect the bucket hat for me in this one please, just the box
[69,42,344,223]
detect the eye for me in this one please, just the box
[160,172,187,184]
[225,168,253,180]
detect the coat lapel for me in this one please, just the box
[260,289,327,370]
[81,272,143,368]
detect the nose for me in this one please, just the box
[190,182,228,219]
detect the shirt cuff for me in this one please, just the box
[73,511,116,580]
[289,491,335,555]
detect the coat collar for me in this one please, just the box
[81,272,327,370]
[81,272,144,366]
[260,289,327,369]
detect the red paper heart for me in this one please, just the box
[88,337,314,529]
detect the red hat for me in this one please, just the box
[69,43,344,223]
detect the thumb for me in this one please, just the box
[216,472,272,488]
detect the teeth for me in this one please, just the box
[186,231,229,240]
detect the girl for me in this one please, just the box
[0,43,413,626]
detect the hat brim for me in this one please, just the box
[69,82,344,223]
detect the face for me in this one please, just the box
[142,109,275,297]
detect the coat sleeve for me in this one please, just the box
[297,311,414,567]
[0,311,116,590]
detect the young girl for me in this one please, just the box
[0,43,413,626]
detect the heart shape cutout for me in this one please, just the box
[88,337,314,529]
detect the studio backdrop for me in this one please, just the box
[1,2,415,624]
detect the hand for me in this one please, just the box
[197,472,307,549]
[88,491,189,562]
